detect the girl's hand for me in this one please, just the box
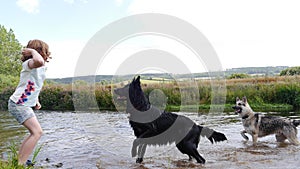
[23,48,45,69]
[35,101,42,110]
[22,48,35,56]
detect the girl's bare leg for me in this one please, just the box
[18,116,43,164]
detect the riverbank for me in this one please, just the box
[0,76,299,112]
[166,103,294,113]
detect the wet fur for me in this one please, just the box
[232,96,300,145]
[115,76,227,164]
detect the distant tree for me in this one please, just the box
[280,67,300,76]
[228,73,251,79]
[73,80,88,85]
[0,25,22,76]
[100,80,108,85]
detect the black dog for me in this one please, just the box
[114,76,227,164]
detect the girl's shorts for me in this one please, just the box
[8,99,35,124]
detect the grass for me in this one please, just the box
[0,142,42,169]
[31,145,42,166]
[166,103,293,113]
[1,75,299,112]
[69,75,300,111]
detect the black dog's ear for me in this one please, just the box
[236,97,240,102]
[136,76,140,82]
[133,76,141,86]
[132,76,140,85]
[132,77,136,83]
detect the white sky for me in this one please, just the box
[1,0,300,78]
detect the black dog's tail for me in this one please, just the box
[198,126,227,144]
[292,120,300,127]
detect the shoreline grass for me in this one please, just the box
[0,76,299,112]
[0,143,42,169]
[166,103,294,113]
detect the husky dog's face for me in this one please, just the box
[232,96,252,118]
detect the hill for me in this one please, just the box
[47,66,289,84]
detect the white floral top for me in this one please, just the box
[10,59,46,107]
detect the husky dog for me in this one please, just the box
[114,76,227,164]
[232,96,300,145]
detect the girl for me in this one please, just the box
[8,39,51,165]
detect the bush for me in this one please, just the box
[0,74,19,92]
[0,87,14,110]
[274,83,300,109]
[280,66,300,76]
[0,76,300,111]
[95,86,114,110]
[227,73,251,79]
[39,85,74,110]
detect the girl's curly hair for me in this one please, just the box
[21,39,52,62]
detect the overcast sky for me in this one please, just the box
[1,0,300,78]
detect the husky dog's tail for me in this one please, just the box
[198,126,227,144]
[292,120,300,127]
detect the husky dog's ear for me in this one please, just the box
[242,96,247,103]
[236,97,240,102]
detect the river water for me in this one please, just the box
[1,110,300,169]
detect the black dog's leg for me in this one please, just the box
[177,141,205,164]
[136,144,147,163]
[132,129,153,158]
[131,138,140,157]
[191,147,205,164]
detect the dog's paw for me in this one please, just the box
[136,158,143,164]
